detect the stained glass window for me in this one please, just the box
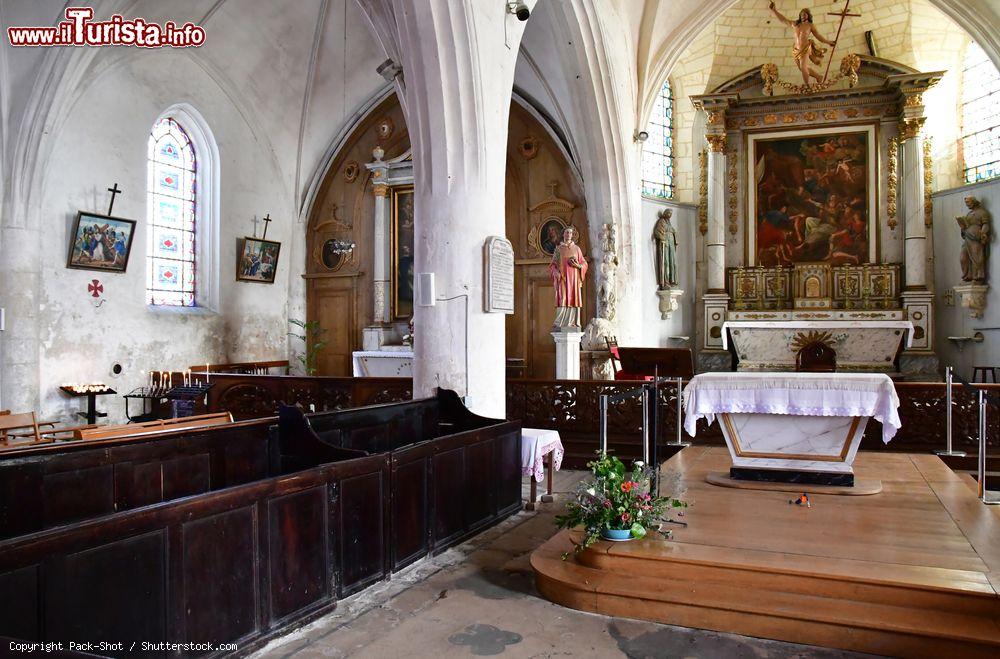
[147,117,197,306]
[961,42,1000,184]
[641,79,675,199]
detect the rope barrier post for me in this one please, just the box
[936,366,966,457]
[666,376,690,447]
[599,394,609,455]
[641,386,651,465]
[978,389,999,505]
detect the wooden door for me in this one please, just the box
[309,284,356,376]
[528,276,558,378]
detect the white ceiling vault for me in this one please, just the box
[1,0,998,228]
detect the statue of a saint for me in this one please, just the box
[653,209,678,289]
[956,196,991,283]
[549,227,588,329]
[769,2,836,85]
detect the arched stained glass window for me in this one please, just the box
[147,117,197,306]
[641,79,675,199]
[961,42,1000,184]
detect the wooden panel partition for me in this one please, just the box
[0,392,522,658]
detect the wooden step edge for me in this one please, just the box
[576,537,998,599]
[532,540,1000,646]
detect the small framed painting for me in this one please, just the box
[66,211,137,273]
[237,237,281,284]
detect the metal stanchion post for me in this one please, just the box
[599,394,609,455]
[977,390,999,505]
[666,376,690,447]
[641,387,651,465]
[936,366,966,457]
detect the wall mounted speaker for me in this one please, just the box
[417,272,436,306]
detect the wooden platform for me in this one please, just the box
[532,447,1000,657]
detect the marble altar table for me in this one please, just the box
[722,320,913,372]
[683,372,900,486]
[351,348,413,377]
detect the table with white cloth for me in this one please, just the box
[683,372,901,486]
[351,349,413,377]
[521,428,564,509]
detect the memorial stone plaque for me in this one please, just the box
[484,236,515,314]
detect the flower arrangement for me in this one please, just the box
[555,453,686,554]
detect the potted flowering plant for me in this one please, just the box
[555,453,686,553]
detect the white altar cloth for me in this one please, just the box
[521,428,564,482]
[683,372,901,443]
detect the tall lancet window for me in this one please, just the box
[641,79,675,199]
[147,117,198,306]
[961,42,1000,184]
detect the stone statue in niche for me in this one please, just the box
[956,196,991,283]
[653,209,679,289]
[768,2,836,85]
[598,223,619,321]
[549,227,588,329]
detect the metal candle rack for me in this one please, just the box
[950,369,998,506]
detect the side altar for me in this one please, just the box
[690,34,942,377]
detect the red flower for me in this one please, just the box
[602,499,612,508]
[621,512,631,523]
[620,481,636,493]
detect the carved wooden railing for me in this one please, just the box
[203,375,999,462]
[505,379,1000,464]
[204,374,412,420]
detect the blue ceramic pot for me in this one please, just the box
[601,528,632,541]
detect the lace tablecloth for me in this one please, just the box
[521,428,564,482]
[682,372,901,443]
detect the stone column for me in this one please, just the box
[356,0,533,417]
[896,82,938,367]
[705,134,728,294]
[900,117,928,292]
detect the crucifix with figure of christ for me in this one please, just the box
[768,1,859,85]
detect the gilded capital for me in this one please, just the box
[899,117,925,142]
[372,183,389,198]
[706,134,727,152]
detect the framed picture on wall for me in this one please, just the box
[237,237,281,284]
[391,186,415,319]
[747,123,877,267]
[66,211,137,273]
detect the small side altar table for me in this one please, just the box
[683,373,900,488]
[521,428,564,510]
[59,386,116,425]
[351,348,413,377]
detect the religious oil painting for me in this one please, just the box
[538,217,567,256]
[391,187,415,319]
[747,124,877,267]
[66,211,137,273]
[237,237,281,284]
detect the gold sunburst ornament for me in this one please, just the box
[791,330,835,351]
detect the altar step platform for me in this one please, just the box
[532,447,1000,658]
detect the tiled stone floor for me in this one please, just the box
[252,470,876,659]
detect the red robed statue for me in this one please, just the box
[548,226,588,329]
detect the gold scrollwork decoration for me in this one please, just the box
[899,117,925,141]
[698,150,708,236]
[923,137,933,227]
[727,149,739,236]
[760,53,860,96]
[886,137,898,231]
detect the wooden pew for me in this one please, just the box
[73,411,234,440]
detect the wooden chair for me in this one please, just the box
[972,366,998,383]
[796,342,837,373]
[0,411,42,444]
